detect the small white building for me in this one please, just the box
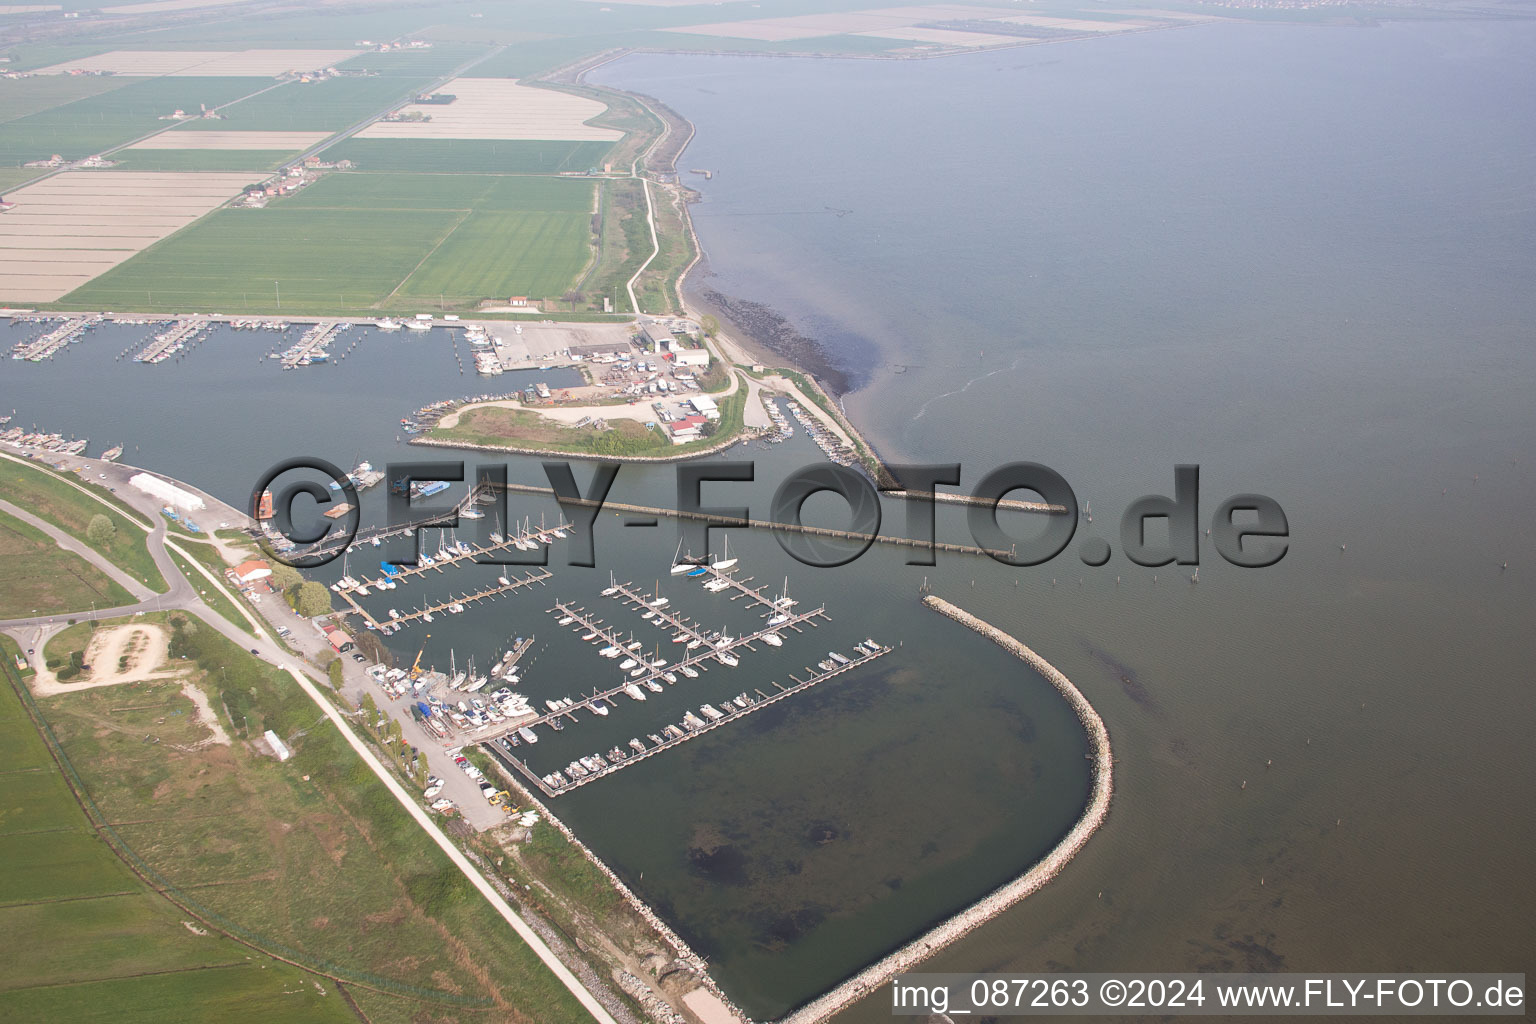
[689,395,719,419]
[264,729,292,761]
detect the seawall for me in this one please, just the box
[776,595,1113,1024]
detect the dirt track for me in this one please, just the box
[30,622,184,695]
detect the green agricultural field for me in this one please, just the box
[0,42,112,73]
[63,206,452,312]
[0,963,353,1024]
[63,172,597,313]
[397,209,592,305]
[468,33,646,80]
[0,74,129,124]
[0,168,42,191]
[0,508,136,617]
[0,659,357,1024]
[19,614,592,1022]
[175,75,434,132]
[0,77,273,165]
[282,169,594,211]
[0,458,165,592]
[335,41,492,76]
[325,137,613,174]
[102,148,298,172]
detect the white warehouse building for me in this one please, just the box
[129,472,206,512]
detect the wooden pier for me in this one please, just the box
[470,591,829,743]
[279,320,349,368]
[493,635,537,677]
[135,319,203,364]
[10,315,100,362]
[337,567,552,633]
[371,521,568,584]
[493,642,891,798]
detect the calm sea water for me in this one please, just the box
[3,19,1532,1019]
[591,18,1536,1021]
[0,321,1097,1015]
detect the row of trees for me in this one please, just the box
[263,561,332,618]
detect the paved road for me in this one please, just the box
[0,497,156,602]
[1,448,502,826]
[1,448,615,1019]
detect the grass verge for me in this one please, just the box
[0,508,136,617]
[0,458,165,593]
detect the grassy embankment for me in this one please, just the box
[0,508,135,617]
[0,458,165,593]
[633,177,698,317]
[3,613,595,1023]
[0,638,356,1024]
[429,379,747,458]
[165,547,253,636]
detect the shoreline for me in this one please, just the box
[488,760,755,1024]
[775,596,1113,1024]
[406,426,752,465]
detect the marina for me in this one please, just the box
[336,567,553,633]
[414,555,835,754]
[493,639,891,799]
[132,319,209,364]
[8,314,100,362]
[277,320,352,369]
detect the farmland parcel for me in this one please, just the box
[0,76,272,165]
[0,646,355,1024]
[58,172,597,312]
[0,611,593,1022]
[173,75,438,132]
[32,49,363,76]
[352,78,622,142]
[0,170,255,302]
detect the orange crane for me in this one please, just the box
[409,634,430,680]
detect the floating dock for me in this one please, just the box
[462,591,829,747]
[279,320,349,369]
[8,315,100,362]
[134,319,205,363]
[337,567,552,633]
[493,641,890,798]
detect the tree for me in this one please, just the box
[293,581,332,617]
[700,419,718,438]
[86,513,115,545]
[562,289,584,311]
[268,562,303,592]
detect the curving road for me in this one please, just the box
[0,447,617,1023]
